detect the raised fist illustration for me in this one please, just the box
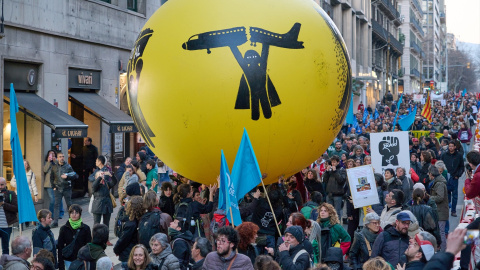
[378,136,400,166]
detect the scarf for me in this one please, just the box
[386,177,395,185]
[69,218,82,230]
[362,226,378,244]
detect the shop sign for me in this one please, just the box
[68,69,101,89]
[109,124,138,133]
[54,128,87,138]
[4,61,39,91]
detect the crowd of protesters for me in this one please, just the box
[0,91,480,270]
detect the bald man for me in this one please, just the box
[0,177,18,255]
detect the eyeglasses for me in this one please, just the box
[31,265,44,270]
[216,238,230,245]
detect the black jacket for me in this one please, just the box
[405,260,426,270]
[371,225,409,267]
[323,165,347,196]
[57,222,91,270]
[304,179,326,199]
[82,144,98,170]
[190,258,204,270]
[137,152,148,175]
[89,167,114,215]
[113,219,138,262]
[441,150,465,179]
[76,243,107,270]
[251,197,284,236]
[169,228,194,270]
[238,244,258,265]
[159,195,175,218]
[278,242,310,270]
[51,161,78,190]
[424,252,455,270]
[32,224,57,264]
[349,229,379,270]
[115,163,127,184]
[418,162,431,188]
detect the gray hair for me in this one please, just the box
[11,236,31,255]
[194,237,212,258]
[364,212,380,224]
[150,233,169,248]
[396,167,406,175]
[96,257,113,270]
[428,165,440,177]
[435,160,447,172]
[419,231,438,250]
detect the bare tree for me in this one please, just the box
[448,49,477,92]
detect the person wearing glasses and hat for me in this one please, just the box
[396,231,437,270]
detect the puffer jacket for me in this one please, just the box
[0,254,29,270]
[385,177,403,192]
[113,219,138,262]
[32,224,56,264]
[370,224,409,267]
[202,251,253,270]
[323,165,347,196]
[430,175,449,221]
[51,161,78,190]
[278,242,310,270]
[349,227,380,270]
[90,167,114,215]
[150,245,180,270]
[57,222,91,270]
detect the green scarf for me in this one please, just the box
[69,218,82,230]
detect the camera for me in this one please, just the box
[0,193,5,203]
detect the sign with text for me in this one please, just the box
[109,123,138,133]
[347,165,379,208]
[370,131,410,176]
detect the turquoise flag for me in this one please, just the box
[220,150,242,225]
[398,105,417,131]
[345,93,355,125]
[9,84,38,224]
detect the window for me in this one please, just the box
[127,0,137,11]
[99,0,111,3]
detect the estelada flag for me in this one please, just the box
[421,92,432,122]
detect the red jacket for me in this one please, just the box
[465,168,480,199]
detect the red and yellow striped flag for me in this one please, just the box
[421,92,432,122]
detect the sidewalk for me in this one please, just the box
[14,196,122,266]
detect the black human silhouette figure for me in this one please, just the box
[183,23,304,120]
[127,28,156,147]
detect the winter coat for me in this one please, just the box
[304,179,326,200]
[278,242,310,270]
[284,189,303,213]
[430,175,449,221]
[252,197,284,236]
[385,177,403,192]
[202,251,254,270]
[115,162,126,183]
[410,161,422,176]
[418,162,431,189]
[323,165,347,196]
[120,262,158,270]
[10,170,38,196]
[43,161,54,188]
[113,219,138,262]
[0,189,18,225]
[372,187,386,216]
[441,150,465,179]
[191,259,204,270]
[318,219,351,255]
[465,168,480,199]
[238,244,258,266]
[81,144,98,170]
[397,175,413,206]
[32,224,56,264]
[0,255,29,270]
[159,194,175,218]
[169,228,194,269]
[76,243,107,270]
[371,224,409,267]
[380,205,402,229]
[150,245,181,270]
[146,167,158,192]
[137,152,148,175]
[405,260,426,270]
[57,222,91,270]
[89,167,114,215]
[51,161,77,191]
[329,149,347,158]
[458,128,473,143]
[349,228,380,270]
[423,251,455,270]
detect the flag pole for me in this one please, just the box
[261,179,282,237]
[229,207,235,227]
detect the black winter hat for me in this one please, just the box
[126,182,142,196]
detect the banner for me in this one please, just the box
[413,94,423,102]
[430,93,444,101]
[440,100,446,106]
[347,165,379,208]
[370,131,410,176]
[411,131,443,139]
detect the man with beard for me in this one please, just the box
[277,226,310,270]
[371,212,410,267]
[201,226,253,269]
[329,141,347,158]
[397,232,436,270]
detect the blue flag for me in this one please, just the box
[220,150,242,226]
[392,94,403,131]
[374,108,379,120]
[231,128,262,203]
[345,93,355,125]
[362,108,368,123]
[398,105,417,131]
[9,84,38,224]
[462,88,467,97]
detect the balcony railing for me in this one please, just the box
[440,12,446,23]
[410,41,424,58]
[378,0,401,21]
[389,33,404,54]
[411,0,424,17]
[410,68,421,78]
[410,16,425,36]
[372,20,388,42]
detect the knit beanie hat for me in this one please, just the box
[285,225,304,243]
[364,212,380,225]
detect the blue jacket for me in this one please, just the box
[371,225,409,267]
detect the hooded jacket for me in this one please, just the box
[150,245,181,270]
[168,228,194,269]
[371,224,409,267]
[324,247,352,270]
[0,254,29,270]
[278,242,310,270]
[76,243,107,270]
[430,175,449,221]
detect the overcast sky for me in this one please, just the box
[445,0,480,44]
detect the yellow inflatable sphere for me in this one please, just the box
[127,0,351,185]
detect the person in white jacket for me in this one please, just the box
[10,159,39,202]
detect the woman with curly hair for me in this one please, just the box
[122,244,157,270]
[317,203,351,260]
[114,196,143,262]
[362,257,392,270]
[236,222,260,264]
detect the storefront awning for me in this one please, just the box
[69,92,137,133]
[4,92,88,138]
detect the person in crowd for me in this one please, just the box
[418,151,432,190]
[424,228,467,270]
[398,231,437,270]
[114,196,143,262]
[317,203,351,257]
[75,224,108,270]
[371,212,410,267]
[284,178,304,214]
[139,191,172,251]
[116,157,132,183]
[251,189,284,253]
[31,257,55,270]
[428,165,449,251]
[324,247,351,270]
[51,152,77,228]
[168,218,194,269]
[237,222,260,265]
[300,191,323,221]
[202,226,253,270]
[379,189,404,229]
[304,169,325,203]
[329,141,347,158]
[361,257,391,270]
[440,141,464,217]
[458,122,472,158]
[145,160,158,192]
[159,182,175,218]
[384,169,402,192]
[32,210,56,266]
[371,173,387,216]
[149,233,180,269]
[89,156,114,245]
[276,225,311,270]
[349,145,366,164]
[350,212,381,270]
[118,165,137,196]
[131,160,147,183]
[136,151,148,175]
[43,150,63,219]
[396,167,413,206]
[1,236,32,270]
[71,137,98,197]
[190,237,211,270]
[121,244,156,270]
[35,249,55,264]
[364,156,372,165]
[253,255,281,270]
[10,159,38,202]
[0,177,17,255]
[96,257,113,270]
[322,155,347,219]
[58,204,91,270]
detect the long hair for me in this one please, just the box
[305,169,318,181]
[412,188,425,205]
[317,203,339,226]
[236,222,259,251]
[127,244,151,270]
[126,196,145,221]
[290,212,311,231]
[173,183,191,204]
[362,257,391,270]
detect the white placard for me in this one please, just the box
[347,165,379,208]
[370,131,410,176]
[421,98,425,104]
[413,94,423,102]
[431,93,444,101]
[441,100,446,106]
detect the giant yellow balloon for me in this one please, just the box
[127,0,351,185]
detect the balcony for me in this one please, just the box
[410,68,421,78]
[377,0,401,23]
[389,33,404,54]
[410,16,424,36]
[440,12,446,23]
[372,20,388,43]
[410,41,424,58]
[411,0,424,17]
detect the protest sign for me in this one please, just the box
[347,165,379,208]
[370,131,410,176]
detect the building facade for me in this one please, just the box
[0,0,162,209]
[398,0,425,94]
[422,0,443,89]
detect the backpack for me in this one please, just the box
[320,225,333,262]
[138,211,162,251]
[210,213,229,237]
[69,259,89,270]
[114,206,128,237]
[174,202,191,231]
[300,205,314,219]
[171,238,192,270]
[310,209,319,221]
